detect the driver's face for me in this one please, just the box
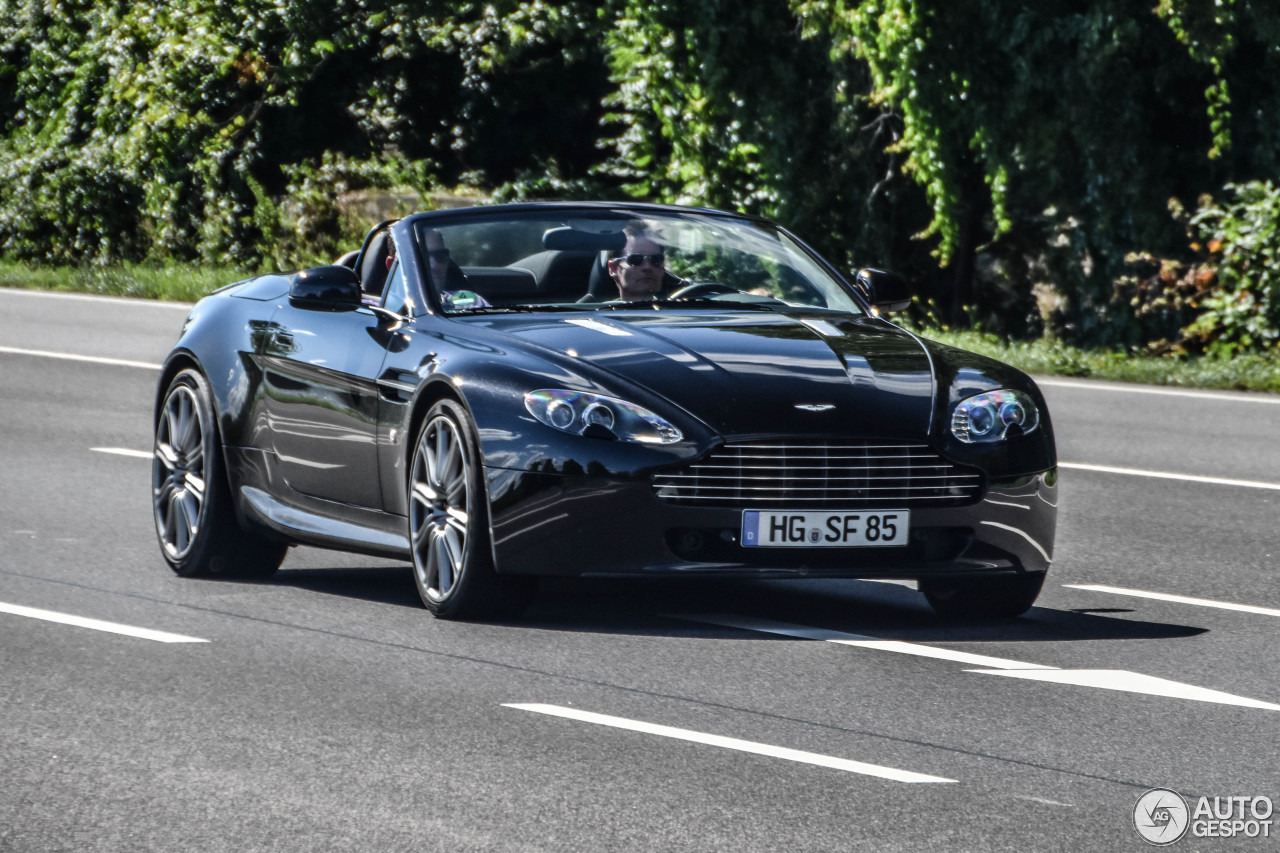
[608,237,664,300]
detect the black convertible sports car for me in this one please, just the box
[152,202,1056,619]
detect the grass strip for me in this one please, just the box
[0,259,247,304]
[910,327,1280,394]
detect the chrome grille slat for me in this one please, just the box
[657,486,971,493]
[665,466,972,471]
[683,458,959,466]
[667,495,969,502]
[655,473,983,481]
[652,439,983,508]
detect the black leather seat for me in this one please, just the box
[358,232,391,298]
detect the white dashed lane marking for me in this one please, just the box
[1066,584,1280,618]
[678,615,1280,712]
[1059,462,1280,492]
[92,447,152,459]
[966,669,1280,711]
[503,703,956,783]
[0,601,208,643]
[681,614,1053,670]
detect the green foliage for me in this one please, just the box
[796,0,1280,344]
[0,0,610,267]
[1109,249,1211,350]
[260,153,436,269]
[1180,181,1280,355]
[0,0,380,265]
[596,0,927,283]
[2,0,1280,357]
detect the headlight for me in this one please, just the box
[951,389,1040,443]
[525,390,683,444]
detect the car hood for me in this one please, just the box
[472,310,936,438]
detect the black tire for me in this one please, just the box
[920,572,1046,619]
[408,399,535,620]
[152,368,287,579]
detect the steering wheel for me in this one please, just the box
[668,282,739,300]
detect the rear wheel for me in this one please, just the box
[408,399,535,619]
[920,572,1045,619]
[152,368,287,578]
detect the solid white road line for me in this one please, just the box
[1037,378,1280,405]
[1059,461,1280,491]
[91,447,152,459]
[0,601,208,643]
[0,288,191,309]
[0,344,161,371]
[1066,584,1280,618]
[681,614,1054,670]
[968,669,1280,711]
[503,703,956,783]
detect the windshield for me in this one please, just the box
[411,207,866,316]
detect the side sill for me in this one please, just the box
[240,486,411,560]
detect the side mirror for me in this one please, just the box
[289,266,362,311]
[854,268,912,313]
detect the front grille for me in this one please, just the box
[652,440,983,508]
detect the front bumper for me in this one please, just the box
[486,467,1057,579]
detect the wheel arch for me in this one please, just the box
[153,354,245,524]
[403,377,470,478]
[153,351,203,427]
[402,378,509,573]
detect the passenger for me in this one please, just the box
[419,228,450,287]
[420,228,489,310]
[607,232,666,301]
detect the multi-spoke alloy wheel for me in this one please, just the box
[152,369,287,578]
[410,409,472,605]
[408,399,534,619]
[154,382,209,562]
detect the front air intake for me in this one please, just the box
[652,440,983,509]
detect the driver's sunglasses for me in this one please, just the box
[426,248,451,262]
[613,252,665,268]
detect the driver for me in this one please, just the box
[606,232,666,301]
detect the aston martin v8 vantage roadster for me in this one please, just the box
[152,202,1057,619]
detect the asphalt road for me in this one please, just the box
[2,288,1278,852]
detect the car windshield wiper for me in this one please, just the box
[598,297,782,312]
[448,299,788,315]
[446,303,598,314]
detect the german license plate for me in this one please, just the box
[741,510,909,548]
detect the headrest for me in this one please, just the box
[360,231,388,284]
[542,226,627,254]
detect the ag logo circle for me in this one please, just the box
[1134,788,1190,845]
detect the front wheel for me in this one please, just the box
[408,399,535,620]
[152,368,287,578]
[919,572,1045,619]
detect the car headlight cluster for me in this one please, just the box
[951,389,1040,443]
[524,390,683,444]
